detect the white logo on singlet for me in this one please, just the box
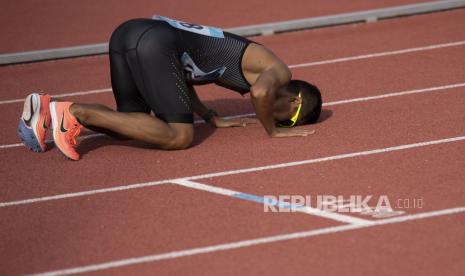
[181,52,226,83]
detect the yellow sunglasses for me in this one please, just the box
[277,92,302,128]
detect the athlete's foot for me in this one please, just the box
[18,93,51,152]
[50,102,82,160]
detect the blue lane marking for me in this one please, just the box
[233,193,305,211]
[234,193,266,203]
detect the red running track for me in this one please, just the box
[1,0,428,53]
[2,8,465,101]
[0,9,465,276]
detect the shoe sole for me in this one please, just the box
[18,93,45,152]
[50,102,77,161]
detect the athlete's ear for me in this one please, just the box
[291,94,302,104]
[286,95,301,112]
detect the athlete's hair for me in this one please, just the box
[281,80,322,126]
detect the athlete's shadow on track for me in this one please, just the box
[76,99,333,157]
[76,98,249,157]
[77,124,216,158]
[316,109,333,124]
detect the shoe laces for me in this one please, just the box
[66,123,81,147]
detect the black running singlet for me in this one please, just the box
[108,17,253,123]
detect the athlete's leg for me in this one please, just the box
[97,24,196,149]
[52,48,192,157]
[79,49,151,140]
[73,104,128,140]
[69,103,193,149]
[54,22,196,160]
[72,46,192,148]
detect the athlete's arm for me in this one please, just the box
[244,44,312,137]
[250,63,294,136]
[187,85,209,119]
[187,85,256,127]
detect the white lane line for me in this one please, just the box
[172,179,237,196]
[2,135,465,208]
[1,142,24,149]
[0,133,105,150]
[184,135,465,180]
[2,40,465,105]
[324,83,465,106]
[31,206,465,276]
[0,181,168,208]
[172,179,372,225]
[0,88,112,105]
[289,40,465,68]
[3,82,464,150]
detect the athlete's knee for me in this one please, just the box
[162,132,192,150]
[163,125,194,150]
[168,134,192,150]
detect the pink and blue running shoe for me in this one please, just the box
[18,93,51,152]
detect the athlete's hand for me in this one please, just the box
[211,116,258,128]
[270,128,315,138]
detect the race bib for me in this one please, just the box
[152,15,224,38]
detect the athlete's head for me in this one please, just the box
[273,80,322,127]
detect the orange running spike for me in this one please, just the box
[18,93,51,152]
[50,102,82,160]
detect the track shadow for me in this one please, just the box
[77,123,216,158]
[75,97,252,157]
[75,98,331,157]
[203,97,253,115]
[316,109,333,124]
